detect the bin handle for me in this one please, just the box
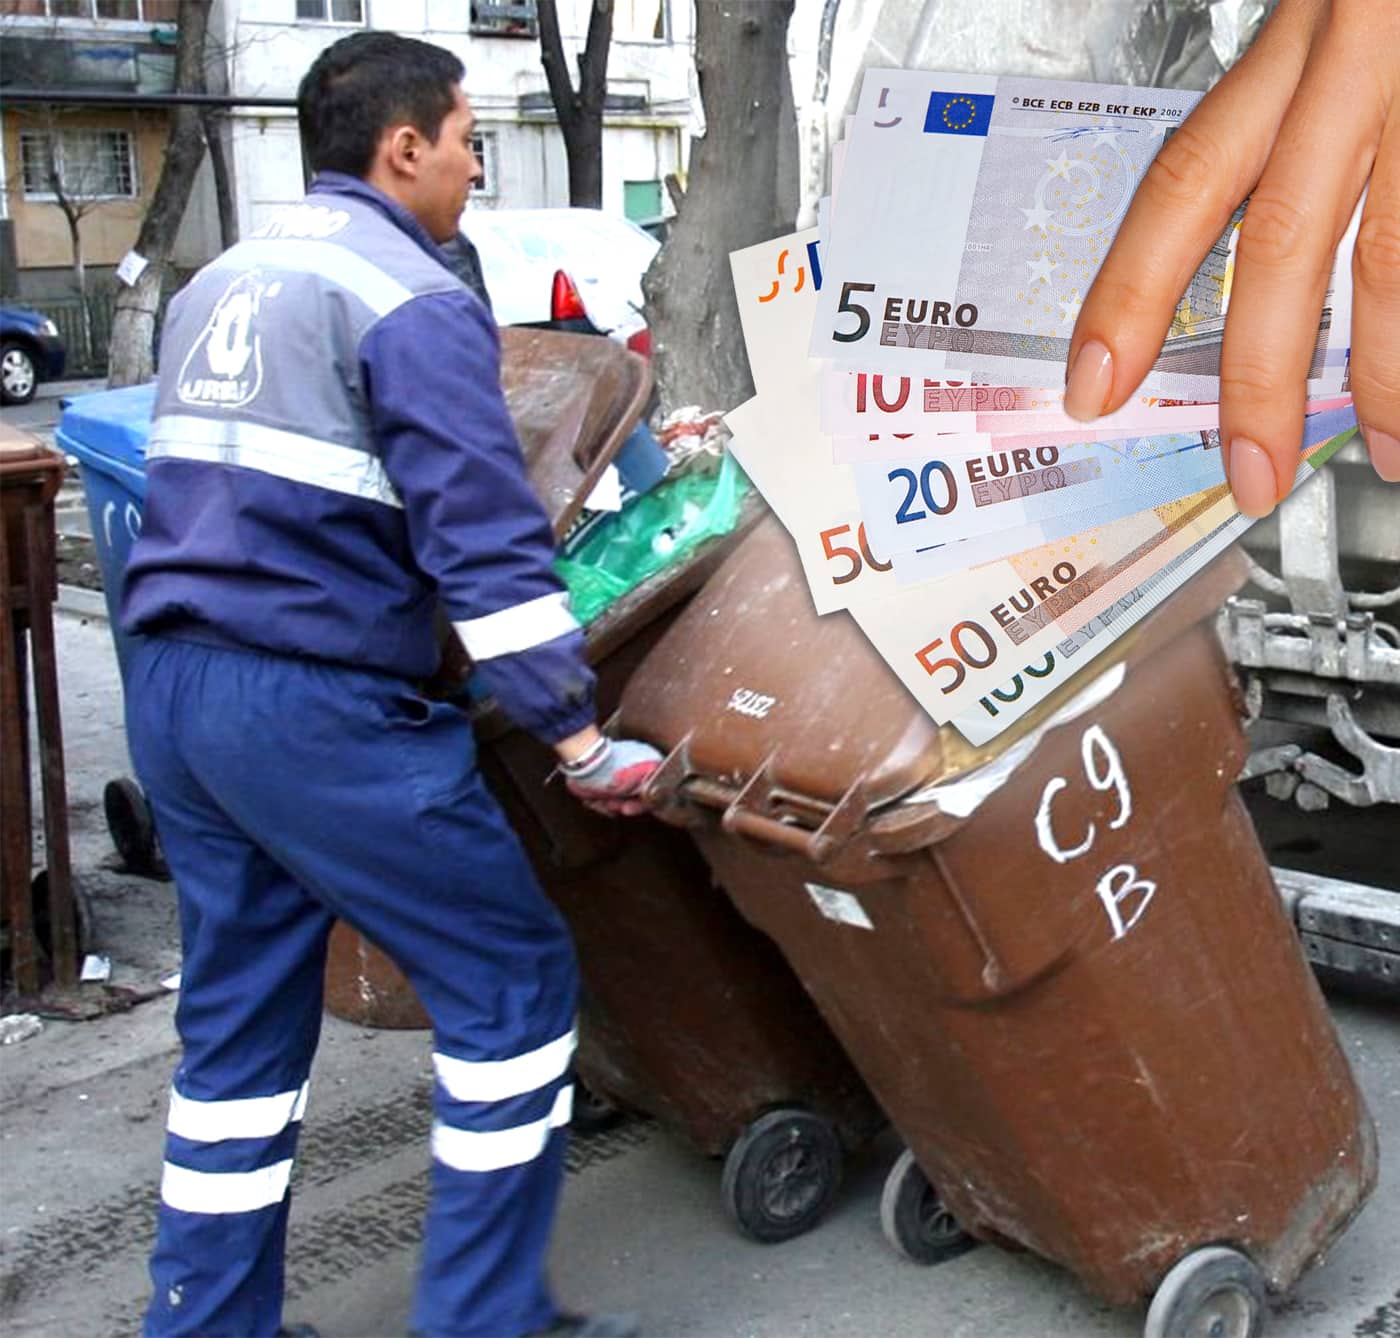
[644,743,872,864]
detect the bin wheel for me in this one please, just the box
[879,1148,977,1265]
[571,1079,623,1134]
[721,1109,842,1243]
[1144,1246,1267,1338]
[104,778,166,878]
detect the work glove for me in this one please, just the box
[562,737,663,817]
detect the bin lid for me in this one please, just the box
[499,328,652,538]
[617,513,948,813]
[58,383,158,471]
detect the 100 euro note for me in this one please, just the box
[810,68,1355,399]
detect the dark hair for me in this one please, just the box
[297,32,465,177]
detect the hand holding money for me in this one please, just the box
[1068,0,1400,514]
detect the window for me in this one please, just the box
[0,0,179,18]
[294,0,364,22]
[471,131,498,199]
[19,128,137,200]
[469,0,537,38]
[617,0,668,40]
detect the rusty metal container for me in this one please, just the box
[617,514,1376,1336]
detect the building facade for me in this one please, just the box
[1,0,692,337]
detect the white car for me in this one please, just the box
[458,207,659,356]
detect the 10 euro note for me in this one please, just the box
[820,369,1220,438]
[811,68,1355,399]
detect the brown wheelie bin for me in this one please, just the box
[326,335,884,1241]
[616,514,1377,1337]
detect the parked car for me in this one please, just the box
[1,305,67,406]
[457,207,660,358]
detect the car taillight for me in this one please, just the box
[550,269,589,322]
[625,327,652,359]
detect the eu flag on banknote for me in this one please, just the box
[923,91,993,137]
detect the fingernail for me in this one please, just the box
[1228,438,1279,518]
[1063,340,1113,422]
[1363,425,1400,482]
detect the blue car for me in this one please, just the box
[1,305,67,406]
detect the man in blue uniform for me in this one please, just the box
[121,30,660,1338]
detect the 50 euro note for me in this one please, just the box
[723,396,899,616]
[810,68,1356,399]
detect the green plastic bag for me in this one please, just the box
[555,452,750,625]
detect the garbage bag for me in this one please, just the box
[557,451,750,625]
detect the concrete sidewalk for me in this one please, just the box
[1,609,1396,1338]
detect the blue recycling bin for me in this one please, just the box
[55,382,156,678]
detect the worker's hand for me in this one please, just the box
[563,737,663,817]
[1065,0,1400,517]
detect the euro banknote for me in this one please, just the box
[727,231,1220,626]
[820,370,1219,437]
[852,430,1227,557]
[851,407,1357,722]
[810,68,1355,399]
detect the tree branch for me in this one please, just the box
[577,0,615,116]
[536,0,578,130]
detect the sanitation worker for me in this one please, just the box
[119,30,657,1338]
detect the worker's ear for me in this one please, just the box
[380,123,423,180]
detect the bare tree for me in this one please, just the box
[107,0,213,387]
[642,0,799,412]
[4,105,120,366]
[537,0,614,207]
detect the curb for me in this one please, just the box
[56,584,109,622]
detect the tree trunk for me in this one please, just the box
[538,0,613,208]
[642,0,798,413]
[107,1,212,387]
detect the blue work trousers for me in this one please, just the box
[124,635,580,1338]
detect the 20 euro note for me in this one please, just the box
[852,429,1226,558]
[726,390,1152,617]
[811,68,1355,399]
